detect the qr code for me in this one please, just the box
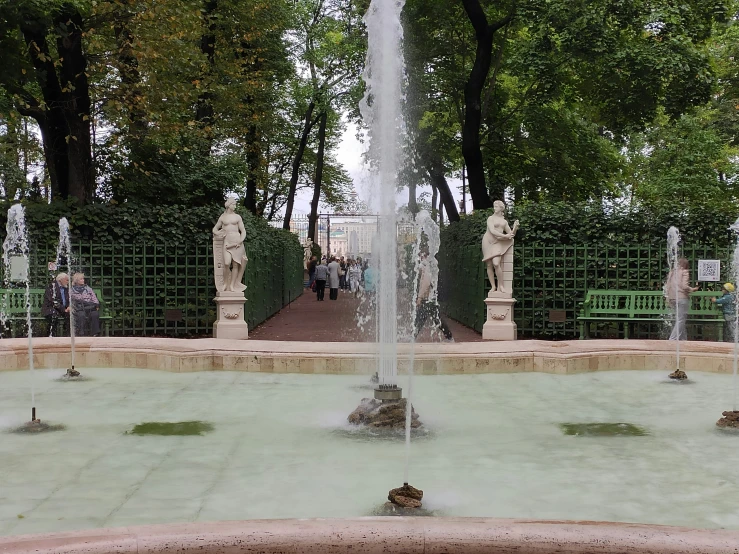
[698,260,720,281]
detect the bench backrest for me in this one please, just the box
[0,288,107,316]
[583,290,721,317]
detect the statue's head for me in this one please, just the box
[225,197,237,210]
[493,200,505,213]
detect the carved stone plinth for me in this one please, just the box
[482,293,517,341]
[213,291,248,340]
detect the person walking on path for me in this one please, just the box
[413,252,453,341]
[314,259,328,301]
[712,282,736,342]
[328,257,341,300]
[665,257,699,341]
[307,256,317,289]
[348,261,362,296]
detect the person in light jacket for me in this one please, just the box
[327,257,341,300]
[664,258,699,341]
[314,260,329,301]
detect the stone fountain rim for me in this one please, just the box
[1,517,739,553]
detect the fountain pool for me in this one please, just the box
[3,366,739,537]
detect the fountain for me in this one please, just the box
[716,218,739,429]
[353,0,424,510]
[349,0,408,424]
[2,205,62,432]
[57,217,80,379]
[665,226,688,380]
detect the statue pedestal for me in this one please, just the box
[213,291,248,340]
[482,292,517,341]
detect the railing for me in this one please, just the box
[438,243,733,339]
[7,240,304,336]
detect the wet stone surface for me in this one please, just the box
[10,420,66,434]
[348,398,421,429]
[716,411,739,429]
[669,370,688,381]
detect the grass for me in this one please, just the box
[126,421,214,436]
[560,422,648,437]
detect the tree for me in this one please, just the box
[283,0,365,232]
[1,0,96,202]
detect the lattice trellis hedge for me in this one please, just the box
[439,243,733,340]
[19,240,304,336]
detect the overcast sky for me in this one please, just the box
[291,121,469,217]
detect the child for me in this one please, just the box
[712,283,736,342]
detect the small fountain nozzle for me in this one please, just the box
[31,406,36,422]
[374,384,402,401]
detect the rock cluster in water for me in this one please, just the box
[387,483,423,509]
[11,420,65,434]
[668,370,688,380]
[716,411,739,429]
[348,398,421,429]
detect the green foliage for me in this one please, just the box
[441,199,739,248]
[0,199,301,253]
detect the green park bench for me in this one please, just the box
[578,289,724,340]
[0,288,112,337]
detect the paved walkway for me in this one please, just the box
[248,288,482,342]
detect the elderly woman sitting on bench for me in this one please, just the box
[70,272,101,337]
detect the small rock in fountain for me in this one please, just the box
[716,411,739,428]
[669,370,688,380]
[65,368,80,378]
[348,398,421,429]
[388,483,423,509]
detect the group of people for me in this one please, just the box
[665,257,735,342]
[307,256,373,301]
[306,251,453,341]
[41,272,102,337]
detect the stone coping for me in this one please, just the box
[2,518,739,553]
[0,337,734,374]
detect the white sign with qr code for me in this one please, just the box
[698,260,721,282]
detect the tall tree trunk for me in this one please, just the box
[308,111,328,241]
[408,180,419,215]
[283,101,316,230]
[487,164,505,202]
[196,0,217,154]
[430,183,438,222]
[56,5,94,202]
[114,0,146,138]
[20,19,72,200]
[461,0,514,211]
[426,161,460,223]
[244,125,260,215]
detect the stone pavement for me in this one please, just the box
[248,288,482,342]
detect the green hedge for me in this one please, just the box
[439,201,737,339]
[442,200,738,247]
[0,201,303,336]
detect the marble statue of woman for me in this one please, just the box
[481,200,519,295]
[213,197,248,292]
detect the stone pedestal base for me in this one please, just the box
[482,294,517,341]
[213,291,248,340]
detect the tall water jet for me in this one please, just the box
[57,218,80,378]
[717,218,739,429]
[359,0,406,395]
[664,226,687,380]
[2,205,36,423]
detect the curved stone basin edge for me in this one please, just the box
[1,518,738,553]
[0,338,732,375]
